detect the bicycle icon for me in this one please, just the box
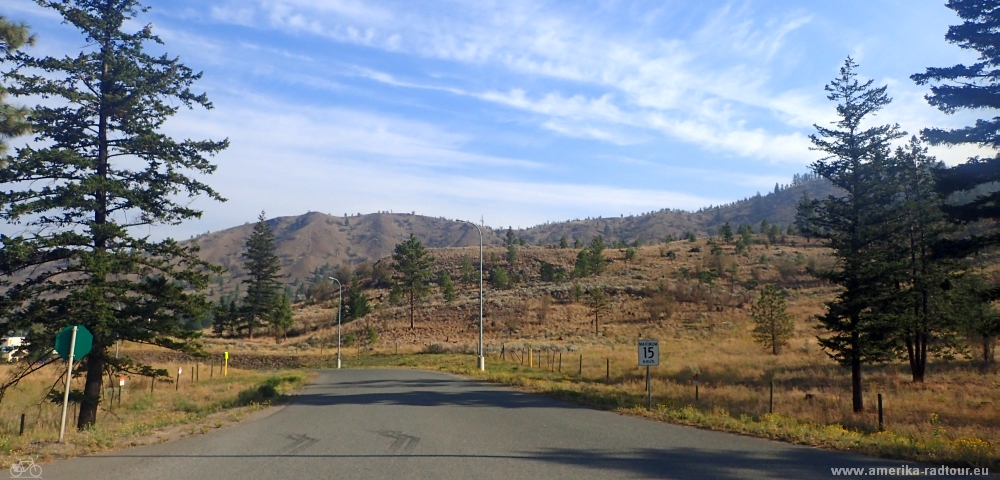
[9,457,41,478]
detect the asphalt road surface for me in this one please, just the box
[39,369,954,479]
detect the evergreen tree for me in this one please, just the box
[802,57,905,413]
[458,255,475,286]
[767,224,781,245]
[504,227,515,247]
[750,285,794,354]
[489,265,511,289]
[559,236,569,249]
[212,299,231,337]
[344,281,372,320]
[719,222,734,244]
[269,294,293,343]
[506,244,518,266]
[391,233,434,329]
[912,0,1000,261]
[241,212,282,339]
[888,138,960,382]
[0,1,227,429]
[950,273,1000,364]
[0,16,33,157]
[438,270,456,303]
[795,191,818,241]
[574,238,583,248]
[588,288,608,337]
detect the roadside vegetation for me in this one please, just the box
[0,365,307,467]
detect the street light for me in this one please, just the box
[460,220,485,371]
[328,277,342,369]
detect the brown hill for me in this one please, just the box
[195,212,503,294]
[192,179,839,291]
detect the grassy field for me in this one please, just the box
[0,362,308,467]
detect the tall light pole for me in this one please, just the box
[328,277,342,369]
[460,220,485,371]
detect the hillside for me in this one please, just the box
[192,179,838,291]
[515,179,839,246]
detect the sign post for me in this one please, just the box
[223,351,229,376]
[637,339,659,411]
[55,325,93,443]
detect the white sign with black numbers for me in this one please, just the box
[638,339,659,366]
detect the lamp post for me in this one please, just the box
[460,220,485,371]
[328,277,342,369]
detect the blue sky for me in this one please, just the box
[2,0,992,238]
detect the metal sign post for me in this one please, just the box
[223,351,229,376]
[638,339,659,411]
[58,326,78,443]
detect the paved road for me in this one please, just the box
[39,369,942,479]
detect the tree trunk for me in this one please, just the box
[594,309,599,337]
[409,290,414,329]
[851,331,863,413]
[984,336,995,364]
[78,347,105,429]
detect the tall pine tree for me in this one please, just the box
[240,212,282,339]
[0,0,227,429]
[888,138,960,382]
[802,58,905,413]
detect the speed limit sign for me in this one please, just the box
[638,339,659,366]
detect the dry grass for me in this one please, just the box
[0,363,308,467]
[231,236,997,468]
[181,236,1000,468]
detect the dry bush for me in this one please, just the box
[644,292,675,323]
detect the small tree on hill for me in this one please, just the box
[588,288,609,337]
[750,285,794,355]
[270,294,293,343]
[719,222,734,244]
[391,234,434,329]
[438,270,456,303]
[458,255,475,286]
[344,281,372,321]
[559,236,569,249]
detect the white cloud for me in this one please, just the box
[204,0,822,163]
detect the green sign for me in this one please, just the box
[55,325,93,362]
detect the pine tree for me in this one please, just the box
[269,294,293,343]
[458,255,475,286]
[795,191,817,242]
[504,227,515,247]
[0,1,227,429]
[803,57,905,413]
[750,285,794,354]
[559,236,569,249]
[719,222,734,244]
[344,281,372,320]
[588,288,608,337]
[391,234,434,329]
[889,138,960,382]
[438,270,456,303]
[0,16,33,156]
[241,212,282,339]
[911,0,1000,261]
